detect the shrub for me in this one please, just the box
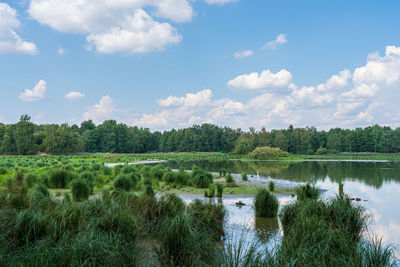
[315,147,329,155]
[70,179,90,202]
[162,172,176,184]
[150,166,166,180]
[159,213,215,265]
[248,146,289,159]
[241,173,248,181]
[296,184,320,201]
[226,173,234,183]
[268,181,275,192]
[254,188,279,218]
[193,171,213,188]
[216,183,224,198]
[208,184,215,197]
[158,194,185,218]
[48,169,72,189]
[187,199,226,241]
[114,175,132,191]
[175,168,188,185]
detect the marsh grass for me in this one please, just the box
[254,188,279,218]
[296,183,320,201]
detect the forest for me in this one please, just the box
[1,115,400,155]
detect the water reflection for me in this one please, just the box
[163,160,400,256]
[254,217,279,243]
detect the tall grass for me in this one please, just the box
[254,188,279,218]
[296,183,320,201]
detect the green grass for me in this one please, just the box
[157,182,296,196]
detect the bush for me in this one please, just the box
[241,173,248,181]
[70,179,90,202]
[254,188,279,217]
[48,169,72,189]
[114,175,132,191]
[187,199,226,240]
[193,171,213,188]
[296,184,320,201]
[315,147,329,155]
[268,181,275,192]
[226,173,234,183]
[277,196,375,266]
[162,171,176,185]
[150,166,166,180]
[159,213,215,265]
[248,146,289,159]
[216,183,224,198]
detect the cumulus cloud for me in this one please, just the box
[65,91,85,100]
[19,80,47,102]
[234,50,254,59]
[75,45,400,130]
[158,89,212,108]
[205,0,236,5]
[227,69,292,90]
[28,0,194,54]
[83,95,115,124]
[261,33,287,50]
[0,3,37,55]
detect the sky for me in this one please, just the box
[1,0,400,131]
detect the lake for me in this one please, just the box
[160,159,400,256]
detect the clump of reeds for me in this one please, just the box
[254,188,279,217]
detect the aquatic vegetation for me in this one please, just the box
[254,188,279,218]
[70,179,90,201]
[241,173,248,181]
[268,181,275,192]
[113,174,132,191]
[226,172,234,183]
[296,183,320,201]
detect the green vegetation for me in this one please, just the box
[2,115,400,158]
[268,181,275,192]
[0,155,397,266]
[254,188,279,218]
[296,183,320,201]
[241,173,248,181]
[70,179,90,201]
[248,146,289,159]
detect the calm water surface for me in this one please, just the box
[162,160,400,255]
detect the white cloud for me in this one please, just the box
[158,89,212,108]
[83,95,115,124]
[205,0,236,5]
[234,50,254,59]
[261,33,287,50]
[76,45,400,130]
[65,91,85,100]
[58,46,66,55]
[86,9,181,54]
[227,69,292,90]
[28,0,194,54]
[0,3,37,55]
[19,80,47,102]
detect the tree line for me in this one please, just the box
[1,115,400,155]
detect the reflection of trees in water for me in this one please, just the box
[254,217,279,243]
[162,160,400,189]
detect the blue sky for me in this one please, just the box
[1,0,400,130]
